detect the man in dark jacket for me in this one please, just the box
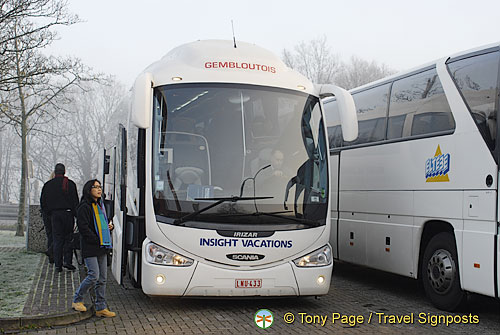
[40,163,79,272]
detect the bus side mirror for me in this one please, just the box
[318,84,358,142]
[131,72,154,129]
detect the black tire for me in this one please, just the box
[421,232,466,311]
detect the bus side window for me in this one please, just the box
[344,83,390,146]
[447,51,500,153]
[387,114,405,139]
[324,100,343,149]
[327,125,343,148]
[388,68,454,139]
[411,111,455,136]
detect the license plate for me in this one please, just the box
[235,279,262,288]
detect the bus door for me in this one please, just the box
[98,148,115,220]
[111,124,128,285]
[330,152,340,258]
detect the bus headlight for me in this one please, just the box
[146,242,193,266]
[293,245,332,267]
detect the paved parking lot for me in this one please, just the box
[19,262,500,334]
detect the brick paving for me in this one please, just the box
[22,255,82,316]
[0,245,92,333]
[12,261,500,334]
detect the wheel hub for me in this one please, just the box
[426,249,455,294]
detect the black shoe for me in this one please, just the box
[56,267,63,272]
[45,251,54,263]
[63,264,76,271]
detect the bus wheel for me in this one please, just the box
[421,232,465,311]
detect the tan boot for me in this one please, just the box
[71,302,87,312]
[95,308,116,318]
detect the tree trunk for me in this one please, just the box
[1,139,12,203]
[16,115,27,236]
[15,27,27,237]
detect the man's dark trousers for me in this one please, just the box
[52,209,74,269]
[42,211,53,261]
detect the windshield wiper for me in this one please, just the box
[173,196,273,225]
[219,211,321,227]
[174,164,274,226]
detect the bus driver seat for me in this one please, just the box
[173,167,204,191]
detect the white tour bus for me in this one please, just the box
[324,42,500,311]
[101,40,358,297]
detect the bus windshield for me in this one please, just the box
[152,83,328,228]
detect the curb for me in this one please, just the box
[0,308,93,333]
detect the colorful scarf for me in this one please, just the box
[92,202,112,248]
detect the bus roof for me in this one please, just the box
[139,40,315,95]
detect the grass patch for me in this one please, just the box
[0,230,25,247]
[0,249,39,317]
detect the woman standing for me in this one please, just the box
[71,179,116,317]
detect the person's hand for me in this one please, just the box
[108,222,114,231]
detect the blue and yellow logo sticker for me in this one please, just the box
[425,145,450,182]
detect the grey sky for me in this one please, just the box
[46,0,500,87]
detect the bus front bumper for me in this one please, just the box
[141,260,332,297]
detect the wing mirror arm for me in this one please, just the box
[131,72,154,129]
[317,84,358,142]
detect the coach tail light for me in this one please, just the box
[146,242,193,267]
[293,245,332,267]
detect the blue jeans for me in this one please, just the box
[73,254,108,311]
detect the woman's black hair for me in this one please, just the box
[81,179,101,203]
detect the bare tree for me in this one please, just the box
[28,108,71,188]
[0,126,18,203]
[63,78,126,185]
[335,56,396,90]
[0,0,34,80]
[282,35,341,84]
[27,77,126,207]
[0,1,78,86]
[282,36,396,89]
[0,0,94,236]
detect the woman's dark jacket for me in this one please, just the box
[76,197,108,259]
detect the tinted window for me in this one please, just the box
[324,100,343,148]
[151,83,329,227]
[327,125,343,148]
[388,68,454,139]
[387,114,405,139]
[344,84,390,145]
[411,112,455,136]
[448,51,499,151]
